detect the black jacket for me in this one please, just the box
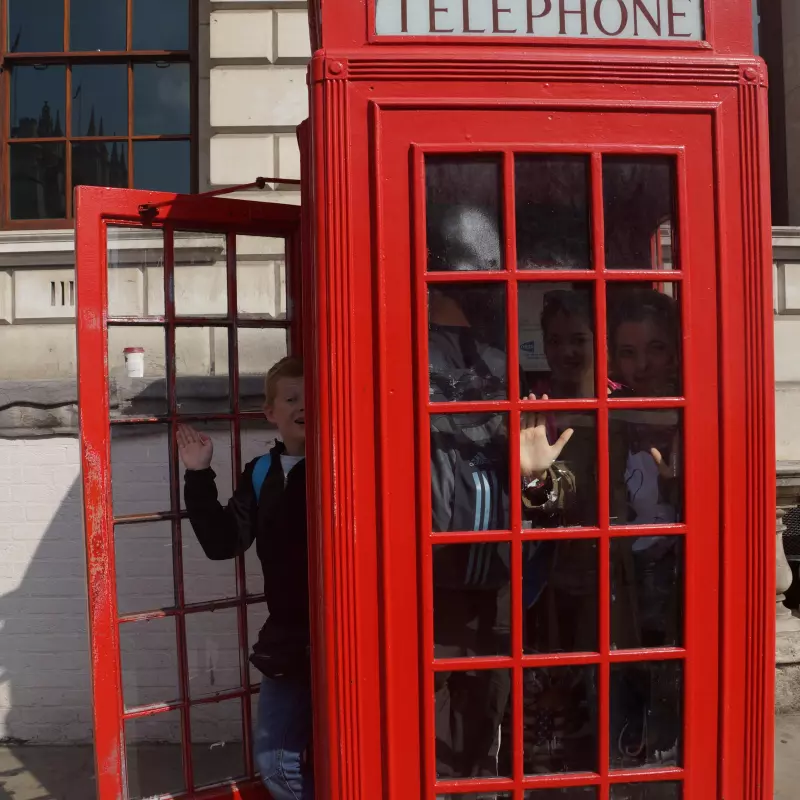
[183,441,310,677]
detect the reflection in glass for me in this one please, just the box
[610,661,682,770]
[611,537,683,650]
[433,542,510,657]
[134,63,191,135]
[111,424,171,516]
[108,326,166,417]
[239,329,289,412]
[115,522,175,615]
[190,700,246,786]
[133,0,190,51]
[428,283,506,402]
[524,539,598,654]
[516,155,591,270]
[520,283,595,399]
[521,666,597,775]
[120,617,179,709]
[125,711,184,799]
[525,789,597,799]
[8,0,64,53]
[603,157,676,270]
[435,669,511,781]
[236,236,287,318]
[175,328,230,414]
[426,156,503,272]
[607,285,681,398]
[174,231,227,317]
[186,610,242,698]
[10,143,66,219]
[73,142,129,189]
[10,65,65,138]
[134,140,191,193]
[107,226,164,317]
[610,783,682,800]
[71,64,128,135]
[430,413,509,533]
[609,409,682,527]
[70,0,126,51]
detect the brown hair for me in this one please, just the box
[264,356,304,406]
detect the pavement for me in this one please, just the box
[1,717,799,798]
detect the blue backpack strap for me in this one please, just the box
[251,454,272,500]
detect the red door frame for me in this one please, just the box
[76,186,302,799]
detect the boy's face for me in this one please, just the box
[264,376,305,449]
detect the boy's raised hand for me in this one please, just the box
[520,393,574,479]
[177,424,213,471]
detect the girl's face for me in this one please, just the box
[544,310,595,391]
[613,317,676,397]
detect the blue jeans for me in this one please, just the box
[255,676,314,800]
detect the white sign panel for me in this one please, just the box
[375,0,704,41]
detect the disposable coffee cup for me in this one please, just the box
[124,347,145,378]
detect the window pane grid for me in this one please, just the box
[422,148,686,798]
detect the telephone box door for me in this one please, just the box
[375,108,720,799]
[75,186,301,799]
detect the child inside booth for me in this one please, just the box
[177,357,312,800]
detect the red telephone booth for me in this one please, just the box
[76,0,776,798]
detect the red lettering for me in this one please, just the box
[492,0,515,33]
[527,0,553,33]
[463,0,486,32]
[667,0,691,37]
[594,0,628,36]
[559,0,588,36]
[633,0,661,36]
[429,0,454,32]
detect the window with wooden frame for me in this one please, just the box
[0,0,196,229]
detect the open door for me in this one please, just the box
[75,186,302,799]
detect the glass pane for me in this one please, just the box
[236,235,287,318]
[10,65,66,138]
[610,661,682,770]
[186,609,242,699]
[73,141,129,189]
[134,140,191,193]
[433,543,511,657]
[108,326,167,417]
[603,157,677,270]
[175,327,230,414]
[248,602,269,685]
[121,616,179,708]
[522,666,597,775]
[133,0,190,50]
[111,424,171,516]
[525,790,597,799]
[610,784,682,800]
[516,155,591,270]
[524,539,598,654]
[125,711,184,799]
[71,64,128,136]
[191,699,246,787]
[239,329,289,412]
[134,62,190,135]
[116,521,175,615]
[70,0,126,51]
[429,283,506,402]
[107,226,164,317]
[10,143,66,220]
[174,231,228,317]
[520,283,595,399]
[607,284,682,398]
[611,537,683,649]
[609,409,682,526]
[426,156,503,272]
[435,669,511,781]
[8,0,64,52]
[430,413,509,532]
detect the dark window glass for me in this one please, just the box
[610,783,682,800]
[610,661,682,770]
[133,0,190,51]
[133,140,190,193]
[525,790,597,799]
[611,536,683,650]
[71,64,128,137]
[426,156,503,272]
[10,143,66,219]
[133,63,191,135]
[8,0,64,53]
[72,141,129,189]
[10,65,66,139]
[70,0,126,51]
[516,155,591,270]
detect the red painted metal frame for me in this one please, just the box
[76,186,301,799]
